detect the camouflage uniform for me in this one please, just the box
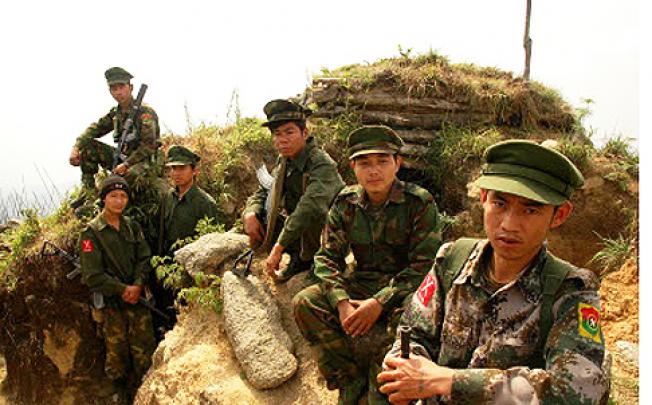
[79,213,156,383]
[294,179,442,389]
[75,101,161,189]
[243,136,345,261]
[386,239,608,404]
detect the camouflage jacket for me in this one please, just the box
[314,180,442,314]
[243,137,344,257]
[159,184,221,254]
[79,214,152,297]
[388,239,608,404]
[75,99,160,167]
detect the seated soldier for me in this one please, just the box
[293,125,443,404]
[242,99,345,283]
[79,175,156,402]
[377,140,609,404]
[152,145,222,334]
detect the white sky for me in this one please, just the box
[0,0,639,193]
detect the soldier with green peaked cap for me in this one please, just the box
[78,174,156,401]
[243,98,344,283]
[151,144,222,337]
[294,125,442,404]
[377,140,608,404]
[69,66,162,216]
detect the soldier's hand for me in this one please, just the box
[266,243,284,278]
[377,355,454,402]
[243,212,264,248]
[122,285,142,305]
[113,163,128,176]
[337,300,356,330]
[342,298,383,337]
[69,146,81,166]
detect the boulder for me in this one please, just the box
[174,232,249,277]
[221,271,298,389]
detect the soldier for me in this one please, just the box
[293,126,443,404]
[152,144,222,333]
[242,99,345,282]
[377,140,609,404]
[79,175,156,401]
[69,67,161,209]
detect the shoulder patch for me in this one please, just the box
[403,182,434,203]
[81,239,94,253]
[141,113,153,120]
[416,273,437,306]
[578,303,602,344]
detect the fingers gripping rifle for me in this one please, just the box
[112,84,148,170]
[40,240,170,322]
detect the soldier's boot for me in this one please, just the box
[338,376,367,405]
[275,254,313,284]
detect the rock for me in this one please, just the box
[613,340,638,370]
[221,271,298,389]
[43,323,81,376]
[174,232,249,277]
[540,139,560,150]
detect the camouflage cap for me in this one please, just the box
[99,175,129,200]
[347,125,404,160]
[104,67,133,85]
[165,145,200,166]
[476,140,584,205]
[262,99,312,127]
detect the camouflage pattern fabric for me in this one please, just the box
[102,303,156,382]
[243,137,345,260]
[385,239,608,404]
[75,101,161,189]
[294,180,442,392]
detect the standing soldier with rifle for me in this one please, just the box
[69,67,161,216]
[79,175,156,402]
[242,99,345,283]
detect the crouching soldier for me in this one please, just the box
[79,175,156,401]
[293,126,443,404]
[377,140,609,404]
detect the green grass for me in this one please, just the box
[590,233,634,279]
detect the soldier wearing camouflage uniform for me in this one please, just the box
[152,145,222,334]
[293,126,443,404]
[243,99,345,282]
[79,175,156,400]
[69,67,161,204]
[377,140,609,404]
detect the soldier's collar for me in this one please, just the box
[289,136,315,170]
[355,179,406,207]
[174,183,199,201]
[95,213,125,231]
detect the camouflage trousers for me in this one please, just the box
[102,303,156,383]
[293,283,401,404]
[77,138,162,190]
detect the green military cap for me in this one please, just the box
[165,145,200,166]
[261,99,312,127]
[347,125,404,160]
[476,140,584,205]
[99,175,129,199]
[104,67,133,85]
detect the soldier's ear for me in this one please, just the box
[550,200,573,229]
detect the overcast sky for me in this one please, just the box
[0,0,639,194]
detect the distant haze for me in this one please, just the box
[0,0,639,195]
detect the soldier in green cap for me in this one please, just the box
[293,125,443,404]
[78,175,156,402]
[377,140,609,404]
[242,99,345,282]
[151,144,222,333]
[69,67,161,207]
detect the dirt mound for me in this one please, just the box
[136,259,337,405]
[600,257,639,346]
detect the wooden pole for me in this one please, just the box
[523,0,533,80]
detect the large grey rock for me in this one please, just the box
[614,340,638,370]
[221,271,298,389]
[174,232,249,277]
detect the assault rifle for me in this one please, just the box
[40,240,170,322]
[112,84,148,170]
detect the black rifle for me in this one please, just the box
[112,84,148,170]
[40,240,170,322]
[399,325,411,359]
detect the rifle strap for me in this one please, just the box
[157,197,166,256]
[89,220,130,283]
[261,157,287,252]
